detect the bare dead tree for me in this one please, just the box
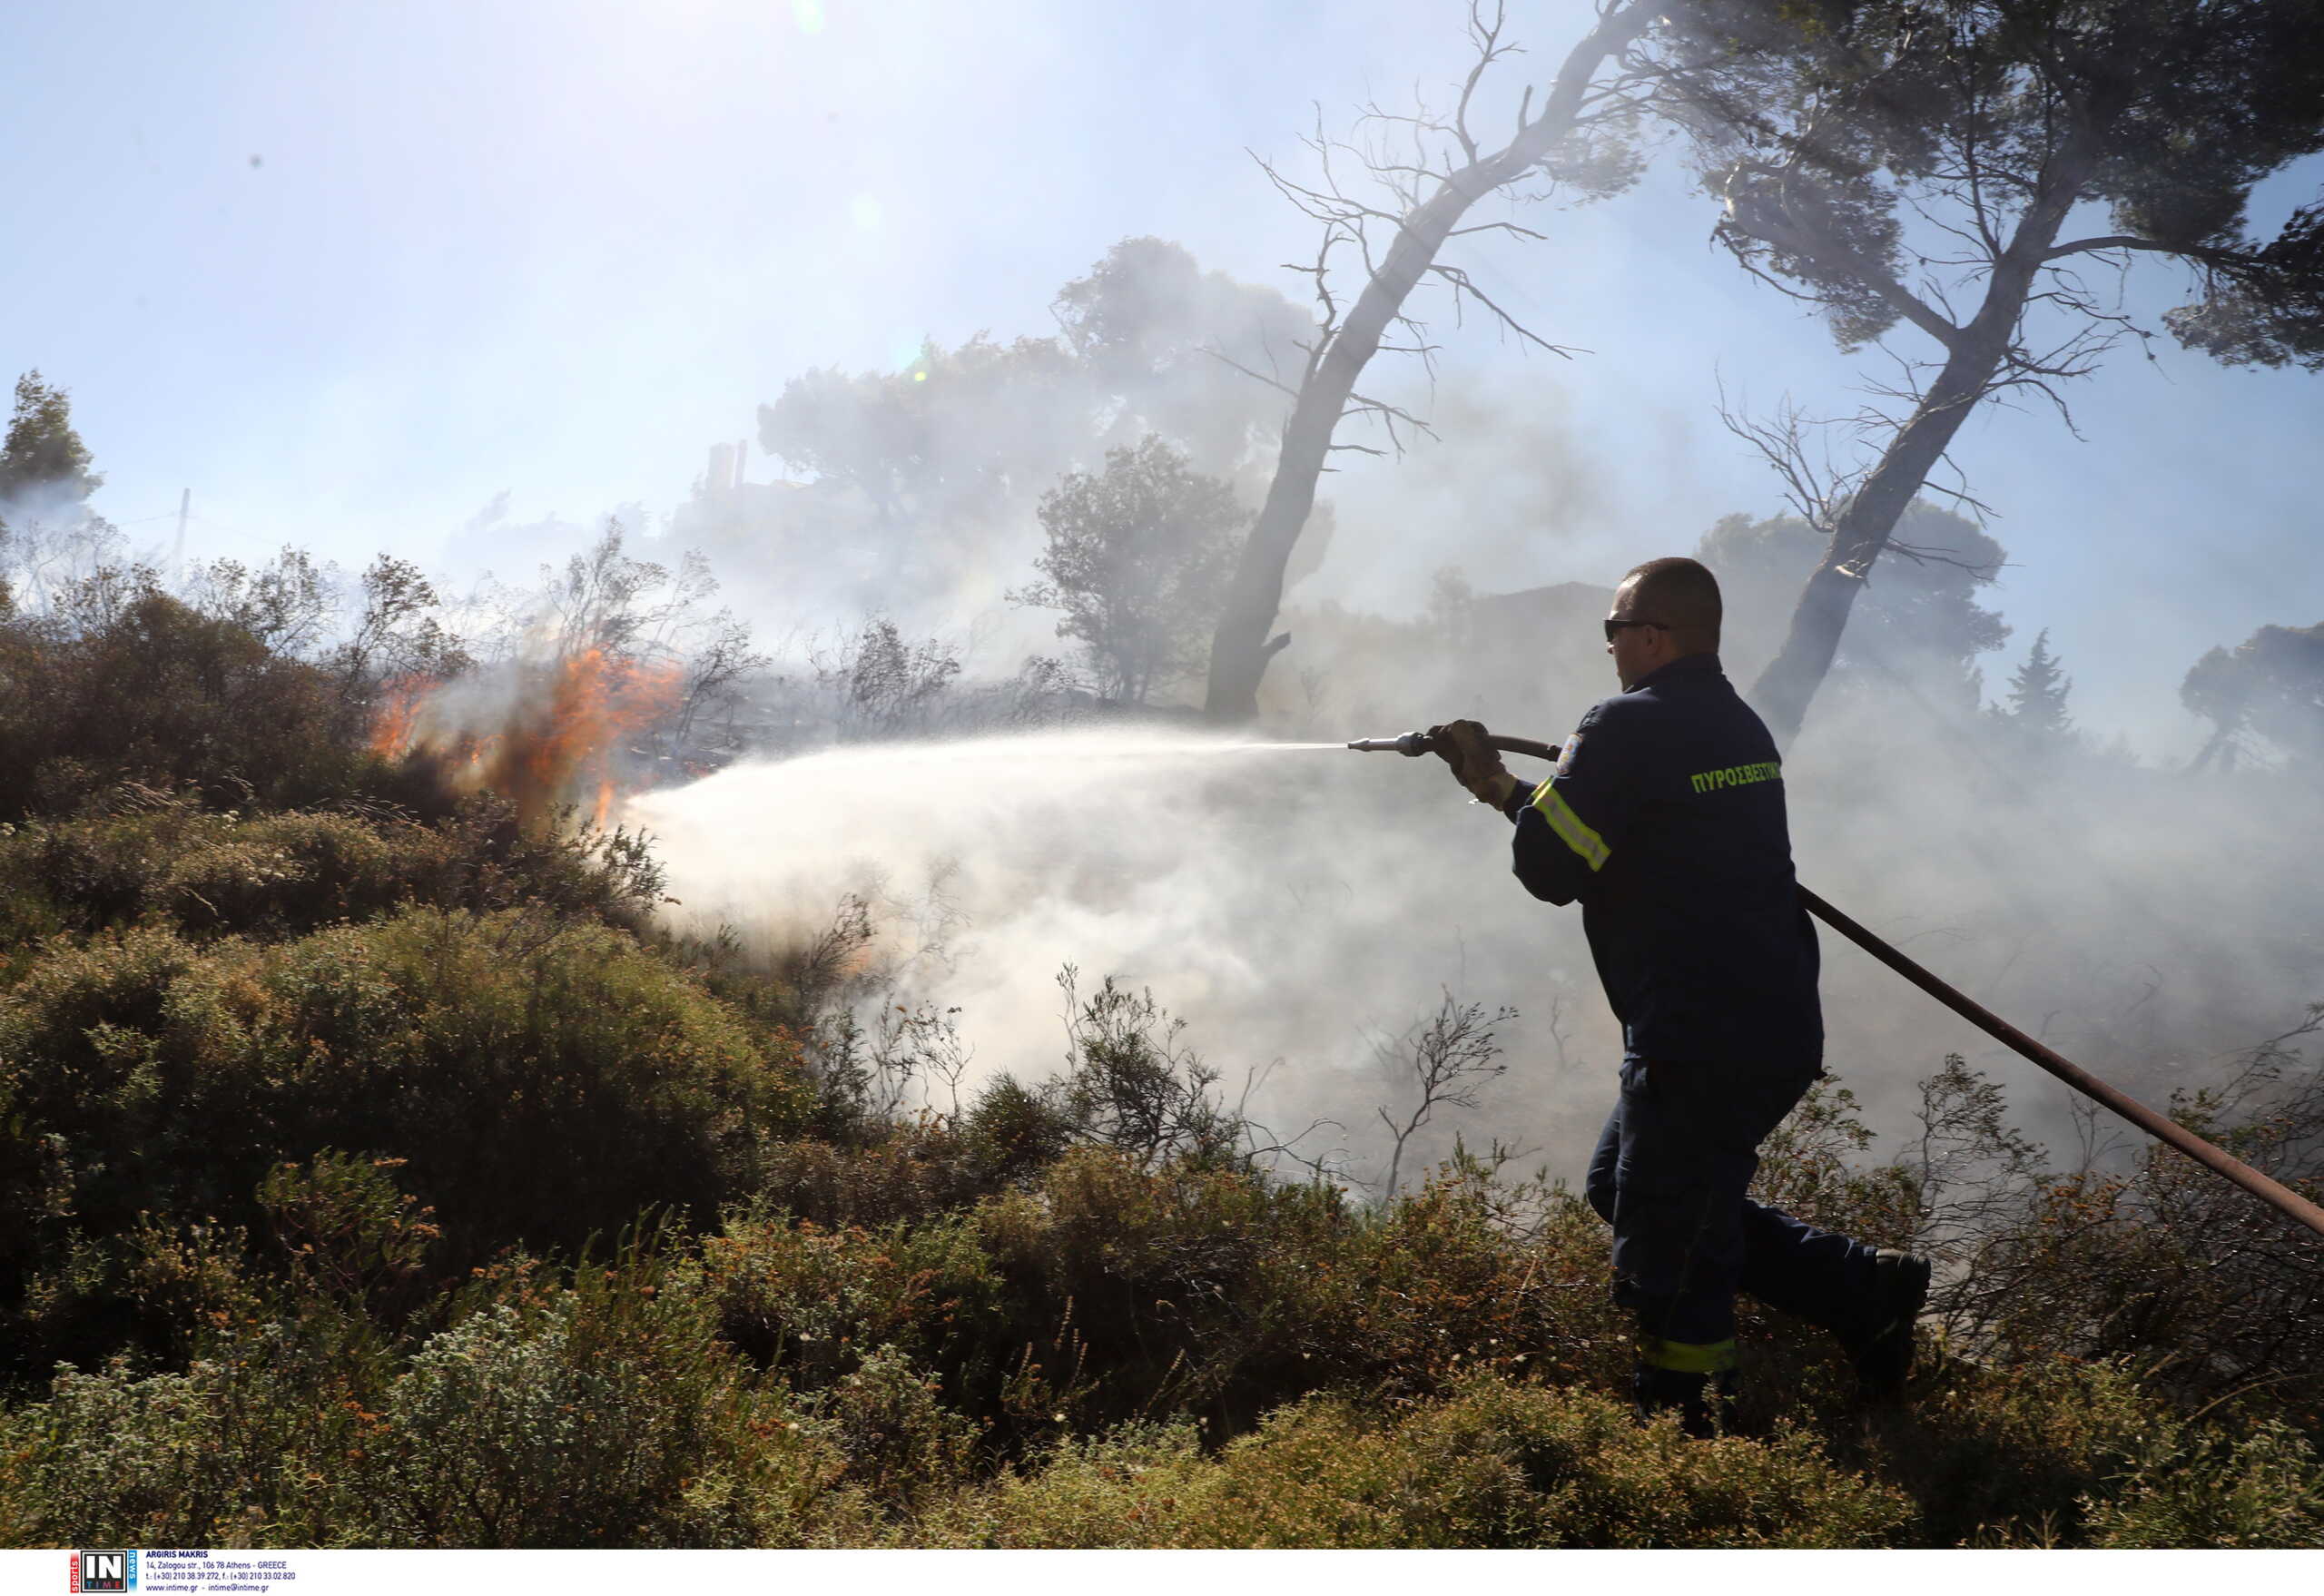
[1374,990,1518,1197]
[1233,1056,1352,1186]
[1204,0,1659,722]
[667,609,771,770]
[1542,984,1579,1079]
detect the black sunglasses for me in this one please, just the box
[1602,617,1666,644]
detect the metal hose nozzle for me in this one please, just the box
[1347,730,1562,762]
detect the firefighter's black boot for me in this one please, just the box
[1631,1364,1738,1439]
[1841,1248,1932,1400]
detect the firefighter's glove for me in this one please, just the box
[1428,720,1518,809]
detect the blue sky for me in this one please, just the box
[5,0,2319,753]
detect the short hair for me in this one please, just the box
[1619,557,1721,651]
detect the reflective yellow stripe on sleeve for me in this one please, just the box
[1531,783,1610,872]
[1639,1335,1739,1374]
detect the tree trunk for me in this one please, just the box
[1750,134,2100,747]
[1205,1,1655,723]
[1748,348,2001,743]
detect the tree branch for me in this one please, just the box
[1720,182,1966,350]
[2044,234,2240,266]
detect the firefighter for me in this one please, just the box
[1430,556,1931,1436]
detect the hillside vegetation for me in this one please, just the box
[0,580,2319,1550]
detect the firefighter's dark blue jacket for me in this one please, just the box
[1502,652,1822,1067]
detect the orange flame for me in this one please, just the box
[368,675,431,761]
[369,649,684,827]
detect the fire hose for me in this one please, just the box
[1350,728,2324,1243]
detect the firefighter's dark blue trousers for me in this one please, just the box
[1585,1055,1886,1372]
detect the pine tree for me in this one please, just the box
[0,371,120,615]
[0,371,103,503]
[2183,621,2324,771]
[1012,435,1245,705]
[2005,630,2073,739]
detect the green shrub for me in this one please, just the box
[261,907,811,1260]
[1857,1355,2324,1548]
[2083,1418,2324,1547]
[960,1073,1075,1185]
[257,1152,440,1323]
[0,585,379,821]
[909,1148,1625,1444]
[0,789,673,948]
[0,1321,382,1547]
[0,907,812,1374]
[1039,970,1241,1169]
[1434,1379,1911,1548]
[0,922,268,1338]
[0,802,395,941]
[924,1418,1204,1549]
[694,1147,1628,1458]
[1057,1149,1623,1414]
[743,1120,1010,1231]
[940,1375,1912,1548]
[1870,1049,2324,1439]
[0,1245,872,1549]
[694,1205,1007,1394]
[397,797,674,937]
[814,1343,985,1513]
[968,1149,1351,1434]
[374,1246,845,1547]
[158,813,404,935]
[1848,1355,2161,1545]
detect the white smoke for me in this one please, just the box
[627,657,2324,1194]
[627,725,1615,1180]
